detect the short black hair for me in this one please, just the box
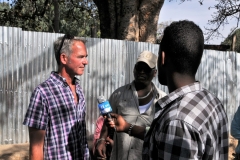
[160,20,204,75]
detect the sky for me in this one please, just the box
[158,0,238,45]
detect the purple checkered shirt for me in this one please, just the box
[23,72,89,160]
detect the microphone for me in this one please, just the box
[97,95,115,138]
[97,95,113,119]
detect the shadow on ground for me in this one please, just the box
[0,143,29,160]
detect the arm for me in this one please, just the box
[231,106,240,139]
[154,120,202,159]
[105,136,114,147]
[94,120,109,158]
[94,92,118,158]
[109,113,146,140]
[93,116,105,154]
[29,127,46,160]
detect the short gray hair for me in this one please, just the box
[54,35,86,65]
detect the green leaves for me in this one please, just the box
[0,0,100,37]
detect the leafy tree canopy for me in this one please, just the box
[1,0,240,43]
[156,20,172,43]
[0,0,100,37]
[177,0,240,43]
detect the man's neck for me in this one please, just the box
[134,81,152,91]
[168,72,196,93]
[58,69,75,86]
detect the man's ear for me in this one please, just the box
[60,53,68,65]
[161,51,165,65]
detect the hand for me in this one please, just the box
[94,140,107,159]
[105,136,114,147]
[107,113,130,133]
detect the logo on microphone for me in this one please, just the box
[98,101,112,114]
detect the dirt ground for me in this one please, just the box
[0,143,29,160]
[0,139,93,160]
[0,136,238,160]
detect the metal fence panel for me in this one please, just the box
[0,26,239,144]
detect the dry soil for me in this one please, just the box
[0,136,238,160]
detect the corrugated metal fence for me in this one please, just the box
[0,26,239,145]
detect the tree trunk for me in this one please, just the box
[232,34,236,51]
[53,0,60,33]
[93,0,165,43]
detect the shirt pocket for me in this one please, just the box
[117,98,138,116]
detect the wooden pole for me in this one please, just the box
[232,34,236,51]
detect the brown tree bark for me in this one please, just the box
[93,0,165,43]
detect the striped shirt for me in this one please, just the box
[23,72,89,160]
[142,82,228,160]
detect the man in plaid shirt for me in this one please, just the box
[23,35,89,159]
[107,20,229,159]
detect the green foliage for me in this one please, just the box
[221,28,240,53]
[0,0,100,38]
[0,2,9,10]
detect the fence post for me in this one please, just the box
[232,34,236,51]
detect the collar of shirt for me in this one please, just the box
[157,81,202,110]
[50,71,81,87]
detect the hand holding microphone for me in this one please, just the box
[97,96,116,139]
